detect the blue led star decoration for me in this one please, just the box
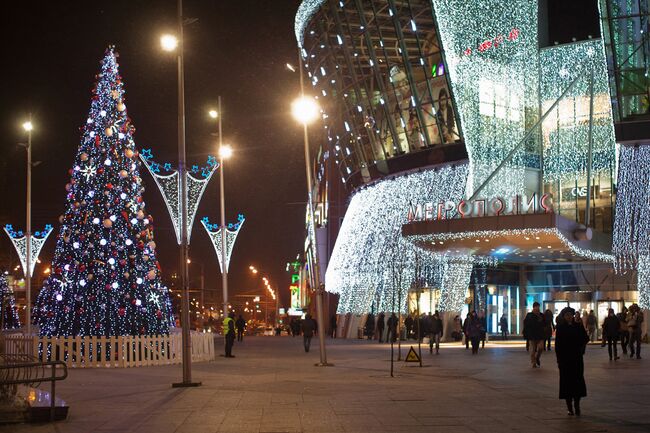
[150,162,161,174]
[207,155,217,167]
[163,162,172,172]
[191,165,199,174]
[140,148,153,161]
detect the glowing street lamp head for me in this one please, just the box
[208,109,218,119]
[291,96,319,125]
[22,121,33,132]
[160,34,179,51]
[219,145,233,159]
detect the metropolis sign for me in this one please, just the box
[407,193,553,222]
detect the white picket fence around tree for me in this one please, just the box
[1,332,215,368]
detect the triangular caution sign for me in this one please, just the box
[405,346,421,363]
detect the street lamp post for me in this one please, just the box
[164,0,199,388]
[23,117,33,336]
[217,97,232,318]
[292,56,332,367]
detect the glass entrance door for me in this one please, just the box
[544,301,569,327]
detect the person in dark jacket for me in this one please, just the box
[555,307,589,416]
[524,302,546,368]
[430,311,443,354]
[586,310,597,342]
[467,311,483,354]
[330,314,337,338]
[543,309,554,350]
[617,307,629,355]
[301,314,317,352]
[499,314,508,340]
[405,315,414,340]
[235,315,246,342]
[365,313,375,340]
[478,311,487,348]
[463,313,471,349]
[376,312,385,343]
[387,313,398,343]
[602,308,620,361]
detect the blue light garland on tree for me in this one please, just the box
[35,46,172,337]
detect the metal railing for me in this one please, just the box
[0,354,68,422]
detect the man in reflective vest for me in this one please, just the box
[223,312,236,358]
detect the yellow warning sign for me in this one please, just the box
[405,346,421,363]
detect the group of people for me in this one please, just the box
[601,304,644,360]
[363,312,445,353]
[524,301,645,416]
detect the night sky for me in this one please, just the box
[0,0,305,311]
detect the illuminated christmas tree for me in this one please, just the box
[36,46,172,337]
[0,274,21,330]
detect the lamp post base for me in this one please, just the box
[171,382,202,388]
[314,362,334,367]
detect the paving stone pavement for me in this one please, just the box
[3,336,649,433]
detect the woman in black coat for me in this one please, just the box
[555,307,590,416]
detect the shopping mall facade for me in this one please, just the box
[295,0,650,339]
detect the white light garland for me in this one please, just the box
[326,164,468,314]
[539,40,616,182]
[408,228,614,263]
[200,215,245,273]
[3,224,54,277]
[139,153,218,244]
[613,145,650,271]
[432,0,540,197]
[637,255,650,309]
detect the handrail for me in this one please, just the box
[0,360,68,422]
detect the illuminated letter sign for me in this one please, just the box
[407,193,553,222]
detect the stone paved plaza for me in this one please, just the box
[4,336,649,433]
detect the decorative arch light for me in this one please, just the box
[4,224,54,277]
[201,214,245,273]
[139,150,219,244]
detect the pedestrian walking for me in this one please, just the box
[602,308,620,361]
[365,313,375,340]
[524,302,546,368]
[223,312,236,358]
[499,314,508,340]
[463,313,471,349]
[467,311,483,354]
[405,315,414,340]
[555,307,589,416]
[627,304,643,359]
[452,315,463,341]
[586,310,597,342]
[235,314,246,342]
[430,311,443,354]
[387,313,398,343]
[377,312,385,343]
[330,314,337,338]
[575,311,585,330]
[478,311,487,348]
[301,314,317,352]
[543,309,554,350]
[617,307,629,355]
